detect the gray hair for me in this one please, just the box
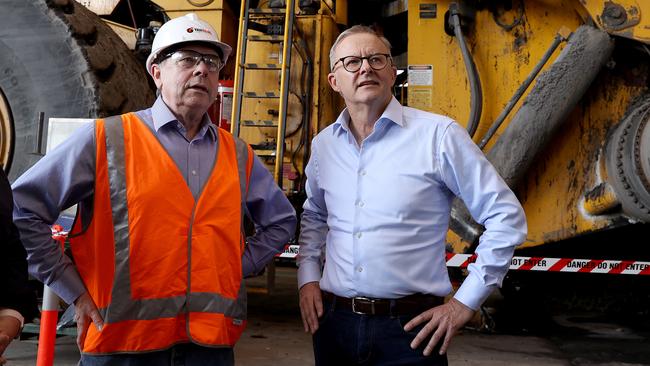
[329,25,392,70]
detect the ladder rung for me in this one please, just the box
[248,8,286,15]
[252,148,277,157]
[243,91,280,98]
[246,286,270,294]
[242,120,278,127]
[243,63,282,70]
[248,35,284,42]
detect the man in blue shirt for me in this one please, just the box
[12,13,296,365]
[298,25,527,365]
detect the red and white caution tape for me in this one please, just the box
[277,244,300,258]
[277,246,650,275]
[445,253,650,275]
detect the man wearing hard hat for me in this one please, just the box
[12,13,297,365]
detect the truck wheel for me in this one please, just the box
[0,0,155,180]
[606,94,650,223]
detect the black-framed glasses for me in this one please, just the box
[332,53,392,73]
[160,49,223,73]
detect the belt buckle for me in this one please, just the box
[352,297,375,315]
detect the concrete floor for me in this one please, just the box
[4,267,650,365]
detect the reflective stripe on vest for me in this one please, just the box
[99,114,250,324]
[70,113,252,353]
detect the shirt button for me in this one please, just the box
[357,267,363,272]
[358,201,365,207]
[191,170,197,176]
[356,232,362,239]
[359,170,367,176]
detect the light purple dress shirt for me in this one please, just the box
[12,97,296,305]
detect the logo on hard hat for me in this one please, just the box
[186,27,213,35]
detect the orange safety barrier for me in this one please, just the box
[36,225,68,366]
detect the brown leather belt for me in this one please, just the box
[321,291,444,316]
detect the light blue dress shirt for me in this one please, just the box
[12,97,296,304]
[297,97,527,310]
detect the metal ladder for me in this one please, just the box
[232,0,299,187]
[232,0,306,294]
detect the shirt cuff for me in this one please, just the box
[48,266,87,305]
[0,309,25,328]
[297,261,322,289]
[453,272,494,311]
[242,260,254,278]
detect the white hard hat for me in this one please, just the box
[145,13,232,76]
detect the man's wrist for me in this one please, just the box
[0,309,25,339]
[296,261,322,289]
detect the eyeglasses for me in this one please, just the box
[160,50,223,73]
[332,53,392,73]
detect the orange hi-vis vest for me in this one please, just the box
[68,113,253,354]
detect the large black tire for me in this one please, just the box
[0,0,155,181]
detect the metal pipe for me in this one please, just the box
[449,3,482,138]
[31,111,45,156]
[478,29,569,149]
[126,0,137,29]
[296,36,313,193]
[274,0,296,188]
[487,25,614,188]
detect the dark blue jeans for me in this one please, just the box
[313,299,448,366]
[79,343,234,366]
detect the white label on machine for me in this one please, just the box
[47,118,93,218]
[47,118,94,152]
[78,0,120,16]
[408,65,433,86]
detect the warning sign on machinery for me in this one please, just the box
[407,65,433,86]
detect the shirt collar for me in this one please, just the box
[332,96,404,136]
[151,96,217,141]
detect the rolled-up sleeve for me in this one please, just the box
[438,123,527,310]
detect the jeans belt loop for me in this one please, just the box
[389,299,398,317]
[352,297,375,315]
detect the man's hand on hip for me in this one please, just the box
[403,297,475,356]
[299,282,323,334]
[0,315,22,359]
[74,291,104,351]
